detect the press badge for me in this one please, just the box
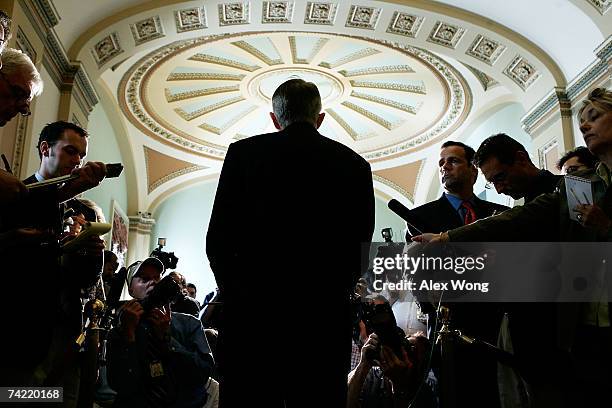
[149,361,164,377]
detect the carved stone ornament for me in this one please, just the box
[586,0,611,15]
[466,34,506,65]
[386,12,424,37]
[304,2,338,25]
[218,2,251,26]
[504,55,540,90]
[262,1,294,23]
[130,16,165,46]
[91,32,123,67]
[174,7,207,32]
[345,5,381,30]
[427,21,465,49]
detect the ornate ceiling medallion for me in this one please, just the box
[130,16,165,46]
[345,5,381,30]
[91,32,123,68]
[466,34,506,65]
[386,12,424,38]
[174,7,207,32]
[119,32,471,161]
[427,21,465,49]
[262,1,294,23]
[504,55,540,90]
[304,2,338,25]
[218,2,251,26]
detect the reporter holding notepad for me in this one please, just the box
[412,88,612,407]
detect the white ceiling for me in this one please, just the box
[437,0,606,80]
[43,0,612,210]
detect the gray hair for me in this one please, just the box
[271,79,321,129]
[1,48,43,96]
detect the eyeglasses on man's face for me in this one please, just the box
[484,171,508,190]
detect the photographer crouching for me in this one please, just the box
[347,297,436,408]
[107,257,214,408]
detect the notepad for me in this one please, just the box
[564,175,593,222]
[61,222,111,252]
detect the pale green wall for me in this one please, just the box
[152,180,219,303]
[374,194,407,243]
[83,104,128,222]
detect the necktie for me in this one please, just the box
[460,201,477,225]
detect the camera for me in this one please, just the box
[139,274,182,312]
[360,301,405,360]
[150,237,179,270]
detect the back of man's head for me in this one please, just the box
[37,120,87,160]
[474,133,530,168]
[272,79,322,129]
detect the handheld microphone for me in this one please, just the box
[387,199,424,235]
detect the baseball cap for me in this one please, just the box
[126,257,165,287]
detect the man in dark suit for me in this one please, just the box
[406,140,508,408]
[206,79,375,408]
[405,140,508,238]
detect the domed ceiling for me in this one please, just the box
[57,0,610,210]
[120,31,470,160]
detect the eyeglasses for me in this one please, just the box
[484,171,508,190]
[0,71,33,115]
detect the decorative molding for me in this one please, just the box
[218,2,251,26]
[74,67,100,113]
[386,12,423,38]
[20,2,99,115]
[351,91,420,114]
[31,0,60,28]
[466,34,506,66]
[128,214,156,233]
[595,34,612,62]
[174,7,207,32]
[189,54,260,71]
[339,65,415,77]
[121,36,234,158]
[16,27,37,62]
[166,72,245,81]
[165,85,240,102]
[326,108,360,140]
[262,1,294,23]
[504,55,541,91]
[11,115,29,178]
[345,5,381,30]
[586,0,611,15]
[463,64,498,91]
[304,2,338,25]
[231,40,282,65]
[341,101,400,130]
[147,166,205,193]
[200,105,258,134]
[174,96,245,120]
[538,139,559,170]
[372,174,414,202]
[427,21,465,49]
[91,32,123,68]
[289,36,328,63]
[319,47,380,69]
[522,87,570,133]
[130,16,165,46]
[350,80,426,94]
